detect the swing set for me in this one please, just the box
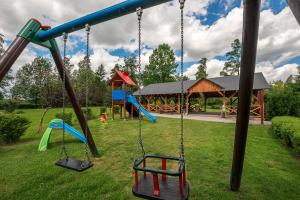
[1,0,299,198]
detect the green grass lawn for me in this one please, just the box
[1,108,300,200]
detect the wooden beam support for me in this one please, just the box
[231,0,261,191]
[287,0,300,25]
[51,48,100,157]
[112,81,115,120]
[259,90,265,124]
[178,94,181,113]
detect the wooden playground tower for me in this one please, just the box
[110,70,137,120]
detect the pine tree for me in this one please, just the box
[220,39,241,76]
[195,58,208,80]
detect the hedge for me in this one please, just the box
[271,116,300,154]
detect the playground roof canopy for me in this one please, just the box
[134,72,270,96]
[110,70,137,87]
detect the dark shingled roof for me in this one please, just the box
[134,72,270,95]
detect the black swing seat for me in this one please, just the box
[132,155,189,200]
[56,157,93,172]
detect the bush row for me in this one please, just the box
[0,100,40,112]
[271,116,300,154]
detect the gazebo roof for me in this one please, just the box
[134,72,270,96]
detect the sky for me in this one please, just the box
[0,0,299,82]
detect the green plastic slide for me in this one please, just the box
[38,127,52,151]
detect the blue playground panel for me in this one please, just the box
[112,90,126,100]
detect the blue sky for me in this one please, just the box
[1,0,299,82]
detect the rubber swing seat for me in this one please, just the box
[132,174,189,200]
[56,158,93,172]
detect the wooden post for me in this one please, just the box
[112,82,115,120]
[120,105,122,119]
[204,96,207,112]
[287,0,300,25]
[146,96,150,111]
[231,0,261,191]
[259,90,264,124]
[51,48,100,157]
[131,104,134,119]
[122,83,126,119]
[185,94,189,115]
[178,93,181,113]
[154,97,158,112]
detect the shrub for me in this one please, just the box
[83,108,96,120]
[114,105,120,114]
[55,112,73,125]
[99,107,107,115]
[271,116,300,154]
[0,113,30,143]
[211,105,221,109]
[265,83,300,120]
[2,100,17,113]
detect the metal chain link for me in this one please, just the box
[179,0,185,158]
[84,24,91,162]
[136,7,145,158]
[60,32,68,159]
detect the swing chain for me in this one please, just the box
[136,7,145,157]
[84,24,91,162]
[179,0,185,158]
[60,32,69,159]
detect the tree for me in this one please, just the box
[94,64,109,105]
[96,64,106,81]
[195,58,208,80]
[63,57,74,77]
[143,43,177,86]
[220,39,241,76]
[175,73,189,81]
[73,56,95,105]
[110,63,121,77]
[122,55,137,83]
[12,57,53,106]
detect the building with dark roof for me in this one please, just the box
[134,73,270,124]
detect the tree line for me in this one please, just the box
[2,32,299,113]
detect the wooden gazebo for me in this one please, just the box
[134,72,270,124]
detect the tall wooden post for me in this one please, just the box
[204,96,207,112]
[51,46,100,157]
[146,96,150,111]
[185,94,189,115]
[112,82,115,120]
[178,94,181,113]
[259,90,264,124]
[287,0,300,25]
[154,97,158,112]
[230,0,261,191]
[122,82,126,119]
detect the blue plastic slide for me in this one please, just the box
[127,95,157,123]
[38,119,87,151]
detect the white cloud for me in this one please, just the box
[256,61,299,82]
[184,59,225,79]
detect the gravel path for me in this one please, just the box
[151,113,271,125]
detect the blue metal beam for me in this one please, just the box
[38,0,172,41]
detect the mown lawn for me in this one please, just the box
[1,108,300,200]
